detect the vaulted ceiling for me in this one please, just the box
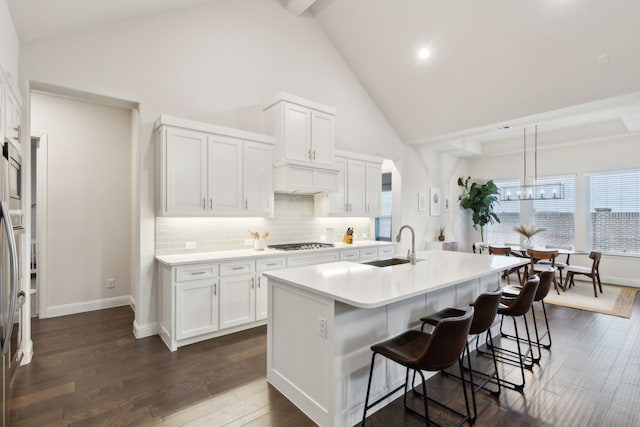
[8,0,640,157]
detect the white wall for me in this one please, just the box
[18,0,437,333]
[0,0,19,88]
[468,136,640,286]
[30,92,132,315]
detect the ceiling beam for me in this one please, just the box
[280,0,317,15]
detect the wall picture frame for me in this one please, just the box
[430,188,441,216]
[418,192,427,211]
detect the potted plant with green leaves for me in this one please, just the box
[457,176,500,242]
[438,226,446,241]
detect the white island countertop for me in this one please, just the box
[155,240,395,266]
[264,250,528,309]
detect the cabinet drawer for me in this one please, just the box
[287,252,339,268]
[176,264,218,282]
[220,260,256,276]
[340,249,359,261]
[378,245,395,259]
[256,257,286,272]
[359,247,378,261]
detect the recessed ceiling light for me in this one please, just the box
[418,48,431,60]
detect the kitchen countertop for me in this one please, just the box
[263,250,528,309]
[155,240,395,266]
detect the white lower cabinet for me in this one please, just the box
[256,257,286,321]
[219,274,256,329]
[158,244,395,351]
[176,279,219,340]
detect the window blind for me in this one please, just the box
[589,171,640,255]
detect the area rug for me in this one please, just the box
[544,281,639,318]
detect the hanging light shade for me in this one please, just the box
[499,126,564,201]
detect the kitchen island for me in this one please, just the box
[264,250,528,427]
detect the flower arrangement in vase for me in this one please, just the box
[513,225,545,249]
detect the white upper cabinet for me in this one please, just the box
[5,89,21,145]
[0,68,22,147]
[0,73,4,142]
[164,127,208,216]
[208,136,243,214]
[309,109,334,166]
[315,151,382,217]
[265,93,336,167]
[156,115,274,217]
[365,161,382,216]
[244,141,274,214]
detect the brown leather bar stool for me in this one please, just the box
[362,308,474,426]
[501,269,555,363]
[419,291,502,422]
[488,246,525,285]
[482,276,539,391]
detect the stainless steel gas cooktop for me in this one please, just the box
[267,242,335,251]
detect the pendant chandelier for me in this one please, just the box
[500,125,564,201]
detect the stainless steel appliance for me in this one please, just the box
[0,140,21,427]
[3,142,21,212]
[268,242,335,251]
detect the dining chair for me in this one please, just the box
[527,249,561,294]
[538,244,571,283]
[563,251,603,297]
[472,242,485,254]
[488,246,525,285]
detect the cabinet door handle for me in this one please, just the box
[203,198,206,209]
[210,198,213,209]
[232,266,244,271]
[191,271,206,275]
[245,200,248,210]
[251,278,255,289]
[313,150,316,160]
[266,262,278,267]
[349,203,352,212]
[308,149,312,160]
[214,282,217,295]
[257,277,261,288]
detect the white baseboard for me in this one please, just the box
[45,295,132,318]
[597,275,639,288]
[133,320,158,338]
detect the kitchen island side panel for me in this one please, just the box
[267,281,336,426]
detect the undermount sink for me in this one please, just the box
[363,257,423,267]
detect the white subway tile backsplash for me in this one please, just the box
[156,194,372,255]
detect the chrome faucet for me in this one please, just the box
[396,225,416,265]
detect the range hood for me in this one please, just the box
[273,160,339,194]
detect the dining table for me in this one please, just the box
[482,244,589,290]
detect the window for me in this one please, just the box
[376,172,392,241]
[589,171,640,256]
[487,180,521,244]
[531,176,575,247]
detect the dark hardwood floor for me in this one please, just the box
[9,293,640,426]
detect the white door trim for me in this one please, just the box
[32,131,48,319]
